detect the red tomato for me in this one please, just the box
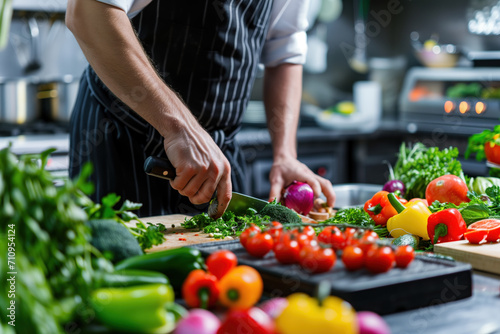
[464,229,489,244]
[468,219,500,242]
[425,175,470,206]
[344,227,359,247]
[240,224,261,248]
[330,228,347,250]
[484,136,500,165]
[206,250,238,280]
[299,244,336,274]
[365,246,395,274]
[394,245,415,268]
[274,239,301,264]
[342,245,365,271]
[268,221,283,244]
[317,226,334,244]
[246,232,274,258]
[358,230,379,254]
[301,226,316,240]
[295,232,314,249]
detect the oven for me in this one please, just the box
[398,66,500,177]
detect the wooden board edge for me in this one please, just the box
[434,248,500,275]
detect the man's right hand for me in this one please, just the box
[162,122,232,219]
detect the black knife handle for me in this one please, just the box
[144,156,176,181]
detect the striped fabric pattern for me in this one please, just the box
[69,0,274,217]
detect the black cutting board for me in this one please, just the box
[190,240,473,315]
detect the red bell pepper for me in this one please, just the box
[182,269,219,309]
[427,208,467,244]
[217,307,276,334]
[363,191,407,226]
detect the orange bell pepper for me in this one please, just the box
[218,265,263,309]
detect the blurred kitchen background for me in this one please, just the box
[1,0,500,198]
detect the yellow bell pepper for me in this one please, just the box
[387,193,431,240]
[275,293,357,334]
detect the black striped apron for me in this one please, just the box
[69,0,274,217]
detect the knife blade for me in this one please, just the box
[226,192,268,217]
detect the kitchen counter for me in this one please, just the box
[383,271,500,334]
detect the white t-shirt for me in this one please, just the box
[96,0,309,67]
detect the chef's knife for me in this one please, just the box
[144,156,268,218]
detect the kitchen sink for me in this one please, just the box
[332,183,382,209]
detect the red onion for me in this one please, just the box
[382,180,405,197]
[357,311,391,334]
[281,181,315,215]
[174,309,220,334]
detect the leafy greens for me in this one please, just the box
[393,142,465,199]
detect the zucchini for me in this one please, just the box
[115,247,205,290]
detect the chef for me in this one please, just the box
[66,0,336,218]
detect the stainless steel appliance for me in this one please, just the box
[399,67,500,135]
[397,66,500,177]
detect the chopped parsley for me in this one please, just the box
[181,208,268,239]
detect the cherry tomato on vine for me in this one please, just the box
[330,228,346,250]
[246,232,273,258]
[299,244,336,274]
[365,246,395,274]
[239,224,261,248]
[358,230,379,253]
[394,245,415,268]
[274,239,301,264]
[301,226,316,240]
[317,226,334,244]
[344,227,359,247]
[342,245,365,271]
[268,221,283,244]
[206,250,238,280]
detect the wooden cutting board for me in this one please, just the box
[130,214,230,252]
[132,214,319,253]
[434,240,500,275]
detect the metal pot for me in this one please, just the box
[0,76,40,124]
[37,75,80,122]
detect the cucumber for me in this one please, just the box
[392,234,420,249]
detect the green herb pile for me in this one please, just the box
[0,147,111,333]
[393,142,465,199]
[182,209,268,239]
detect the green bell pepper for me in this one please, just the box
[94,269,170,288]
[90,283,175,334]
[115,247,205,290]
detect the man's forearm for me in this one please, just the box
[263,63,303,160]
[65,0,198,139]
